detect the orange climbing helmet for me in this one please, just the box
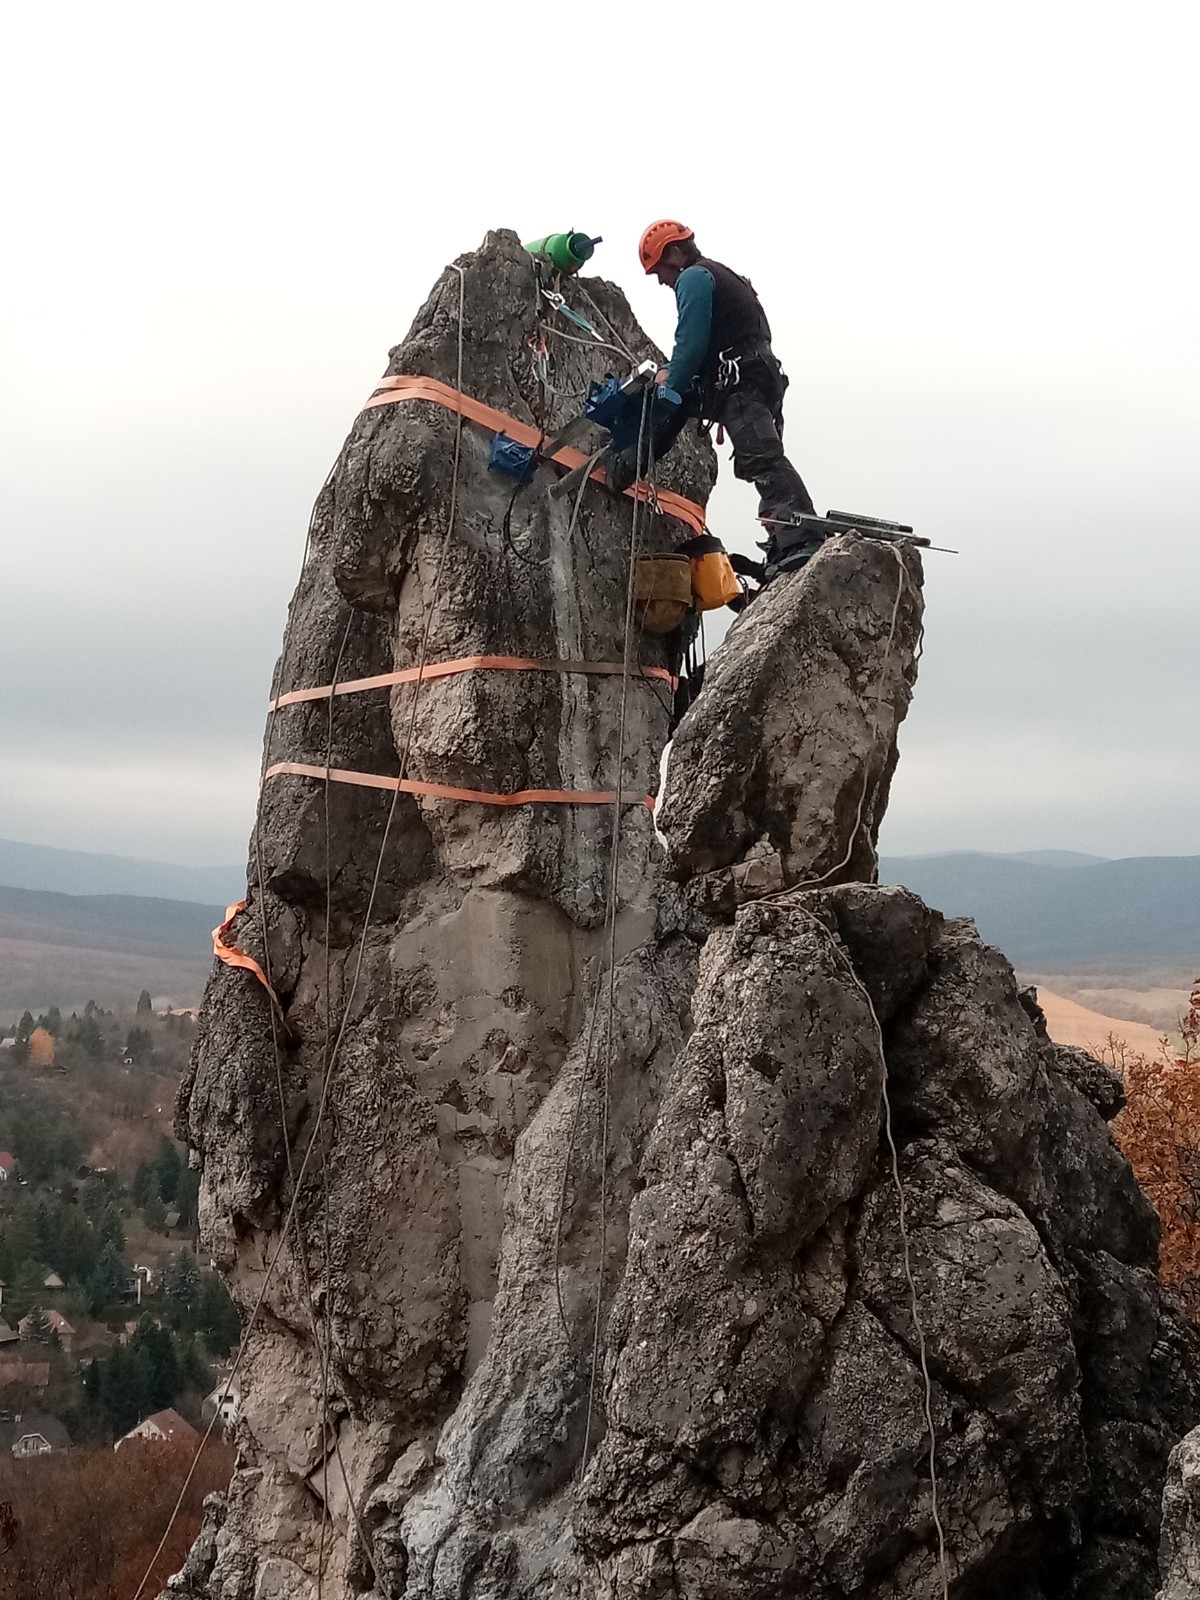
[639,219,695,274]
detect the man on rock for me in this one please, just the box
[620,220,824,575]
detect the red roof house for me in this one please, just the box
[115,1407,201,1450]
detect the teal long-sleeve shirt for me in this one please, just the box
[665,265,714,394]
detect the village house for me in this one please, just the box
[0,1411,70,1456]
[115,1406,201,1450]
[0,1318,18,1346]
[0,1152,14,1181]
[202,1378,241,1431]
[0,1361,51,1393]
[18,1308,75,1352]
[42,1271,65,1292]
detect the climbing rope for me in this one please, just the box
[571,281,641,366]
[542,320,635,366]
[579,382,656,1473]
[132,259,472,1600]
[316,609,351,1597]
[130,455,345,1600]
[804,912,950,1600]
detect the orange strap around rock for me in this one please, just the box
[269,655,676,712]
[362,373,708,536]
[212,901,285,1014]
[263,761,655,812]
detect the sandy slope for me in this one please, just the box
[1037,987,1171,1060]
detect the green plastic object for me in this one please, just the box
[523,231,600,275]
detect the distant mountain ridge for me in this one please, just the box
[878,851,1200,969]
[0,885,223,960]
[2,843,1195,1009]
[0,837,240,905]
[0,884,223,1013]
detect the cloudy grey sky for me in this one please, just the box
[3,1,1197,873]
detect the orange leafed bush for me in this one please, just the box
[27,1026,55,1067]
[0,1438,233,1600]
[1115,979,1200,1318]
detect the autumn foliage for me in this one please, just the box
[27,1026,55,1067]
[1114,979,1200,1319]
[0,1439,234,1599]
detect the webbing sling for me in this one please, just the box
[269,654,676,712]
[263,761,654,811]
[212,901,285,1016]
[361,373,708,536]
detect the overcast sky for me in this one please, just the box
[3,1,1197,874]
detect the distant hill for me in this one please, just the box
[0,885,223,1013]
[878,851,1200,970]
[0,837,240,904]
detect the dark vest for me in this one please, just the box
[694,256,773,379]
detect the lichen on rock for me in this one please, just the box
[171,231,1197,1600]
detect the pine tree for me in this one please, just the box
[153,1139,182,1205]
[197,1272,242,1356]
[96,1201,125,1255]
[88,1243,130,1313]
[131,1163,157,1208]
[12,1009,34,1063]
[162,1250,201,1326]
[125,1026,153,1066]
[82,1356,102,1404]
[175,1168,200,1227]
[131,1319,181,1410]
[136,989,153,1016]
[177,1332,210,1391]
[22,1304,52,1344]
[101,1344,145,1436]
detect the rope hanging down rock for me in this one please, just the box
[132,257,475,1600]
[810,914,951,1600]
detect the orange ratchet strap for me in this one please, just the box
[362,373,708,536]
[269,654,676,712]
[212,901,285,1017]
[263,761,655,811]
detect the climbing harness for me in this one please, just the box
[716,346,742,393]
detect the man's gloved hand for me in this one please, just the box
[655,384,683,407]
[728,551,766,582]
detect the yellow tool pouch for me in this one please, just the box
[678,533,740,611]
[634,553,693,633]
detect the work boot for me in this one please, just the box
[761,518,828,586]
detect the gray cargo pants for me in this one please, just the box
[719,359,816,525]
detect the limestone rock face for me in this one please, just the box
[1158,1427,1200,1600]
[658,534,923,886]
[172,233,1196,1600]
